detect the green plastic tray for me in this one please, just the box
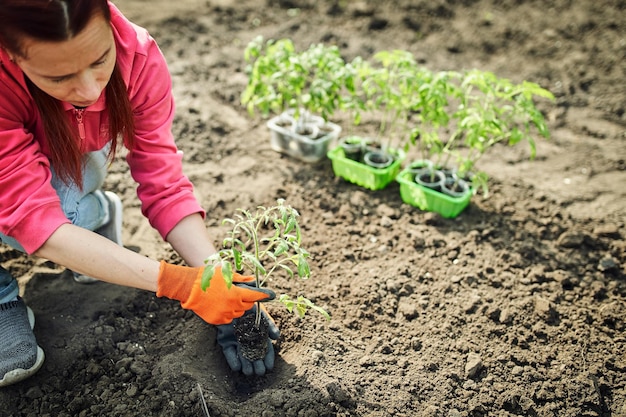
[396,167,472,218]
[327,146,405,190]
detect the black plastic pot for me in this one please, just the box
[363,150,394,169]
[338,136,365,161]
[406,160,433,177]
[414,168,445,191]
[441,176,470,198]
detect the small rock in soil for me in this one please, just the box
[358,355,374,367]
[534,297,559,323]
[598,256,619,272]
[375,203,397,218]
[326,382,353,406]
[499,308,514,324]
[593,223,621,238]
[397,299,419,320]
[465,352,483,378]
[557,230,586,247]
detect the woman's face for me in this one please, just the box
[12,13,116,107]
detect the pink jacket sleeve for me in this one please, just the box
[0,60,71,254]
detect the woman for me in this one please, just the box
[0,0,278,386]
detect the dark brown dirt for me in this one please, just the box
[1,0,625,416]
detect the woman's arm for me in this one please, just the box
[165,213,216,268]
[32,213,215,290]
[33,223,160,291]
[32,217,272,326]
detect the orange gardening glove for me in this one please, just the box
[155,261,275,325]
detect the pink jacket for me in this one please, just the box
[0,3,204,254]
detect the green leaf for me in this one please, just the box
[285,216,297,234]
[221,261,233,288]
[278,295,330,320]
[233,249,242,271]
[296,303,307,319]
[278,294,295,313]
[278,263,295,278]
[297,255,311,278]
[311,304,331,320]
[274,241,289,256]
[201,264,216,291]
[300,296,331,320]
[245,254,267,276]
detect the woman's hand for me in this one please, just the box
[156,261,275,325]
[216,304,280,376]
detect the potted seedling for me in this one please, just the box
[395,70,472,217]
[202,199,329,363]
[328,50,425,190]
[398,68,554,217]
[332,56,369,162]
[241,36,345,163]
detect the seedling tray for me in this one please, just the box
[396,168,472,218]
[327,146,405,190]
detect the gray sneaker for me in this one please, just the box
[96,191,123,246]
[0,298,45,387]
[73,191,123,284]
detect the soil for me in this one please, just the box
[1,0,625,416]
[235,311,270,362]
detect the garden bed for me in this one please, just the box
[1,0,624,416]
